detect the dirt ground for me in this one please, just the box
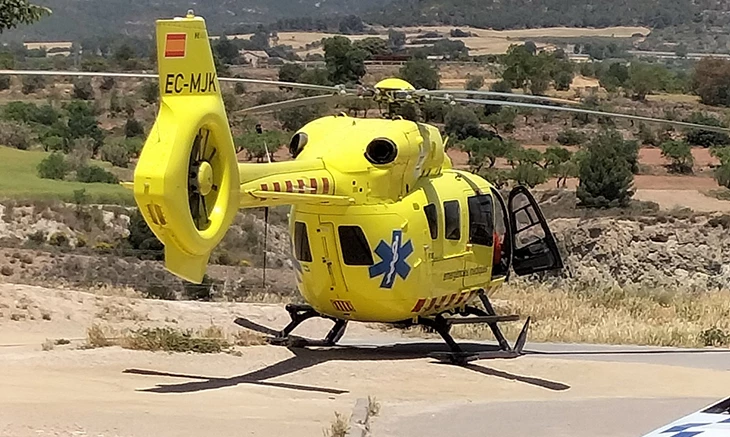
[446,146,730,211]
[0,283,729,437]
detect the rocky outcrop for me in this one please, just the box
[549,214,730,290]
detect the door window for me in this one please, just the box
[508,186,564,276]
[467,194,494,246]
[443,200,461,240]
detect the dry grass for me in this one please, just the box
[84,323,266,353]
[450,285,730,348]
[85,324,114,348]
[119,327,231,353]
[323,412,350,437]
[232,329,268,346]
[367,396,381,418]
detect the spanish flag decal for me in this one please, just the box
[164,33,187,58]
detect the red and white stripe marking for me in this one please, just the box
[259,177,332,195]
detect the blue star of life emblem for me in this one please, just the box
[660,422,710,437]
[368,230,413,289]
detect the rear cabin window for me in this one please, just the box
[468,194,494,246]
[424,204,438,239]
[338,226,374,266]
[294,221,312,262]
[444,200,461,241]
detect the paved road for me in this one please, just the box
[339,337,730,437]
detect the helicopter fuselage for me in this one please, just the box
[235,115,525,323]
[288,168,503,322]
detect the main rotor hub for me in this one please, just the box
[197,161,214,196]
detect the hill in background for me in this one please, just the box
[0,0,389,40]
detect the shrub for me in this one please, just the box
[21,75,45,94]
[41,134,65,152]
[684,113,730,148]
[636,123,657,146]
[398,58,439,89]
[255,91,287,106]
[490,80,512,93]
[37,152,70,180]
[100,76,115,91]
[278,63,306,83]
[465,75,484,91]
[510,163,547,188]
[100,142,130,167]
[444,106,487,140]
[182,275,216,301]
[76,165,119,184]
[144,285,177,300]
[714,161,730,189]
[0,120,31,150]
[0,75,9,91]
[72,78,94,100]
[660,140,694,174]
[421,100,448,123]
[699,327,729,347]
[577,129,635,208]
[140,81,159,104]
[48,232,70,247]
[556,128,586,146]
[124,117,145,138]
[127,209,163,260]
[276,105,323,132]
[122,137,144,157]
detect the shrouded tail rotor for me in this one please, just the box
[133,13,239,283]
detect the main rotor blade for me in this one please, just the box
[238,94,351,114]
[0,69,158,80]
[0,69,350,93]
[441,96,730,134]
[425,89,581,105]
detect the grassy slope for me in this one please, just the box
[0,146,133,204]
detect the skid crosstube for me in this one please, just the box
[233,290,529,366]
[425,290,530,365]
[234,303,348,348]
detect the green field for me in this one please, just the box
[0,146,134,205]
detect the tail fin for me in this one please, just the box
[133,12,239,283]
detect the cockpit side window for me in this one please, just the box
[294,221,312,262]
[338,226,375,266]
[424,203,438,239]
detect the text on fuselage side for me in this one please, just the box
[163,72,217,94]
[443,265,489,281]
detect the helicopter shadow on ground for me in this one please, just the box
[123,341,570,395]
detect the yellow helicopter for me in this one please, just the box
[5,12,730,364]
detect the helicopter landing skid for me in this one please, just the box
[234,303,348,348]
[425,291,531,366]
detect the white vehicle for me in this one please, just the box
[643,397,730,436]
